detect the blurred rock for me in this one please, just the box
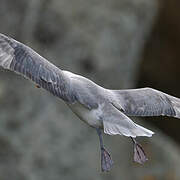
[1,0,180,180]
[138,0,180,143]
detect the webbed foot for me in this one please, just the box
[131,138,148,164]
[101,147,113,172]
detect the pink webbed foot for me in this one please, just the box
[101,147,113,172]
[131,138,148,164]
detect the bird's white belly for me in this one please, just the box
[67,103,103,128]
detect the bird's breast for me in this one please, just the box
[67,102,103,128]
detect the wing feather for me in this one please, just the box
[0,33,76,103]
[109,87,180,118]
[0,33,99,109]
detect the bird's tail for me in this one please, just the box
[103,119,154,138]
[101,103,154,138]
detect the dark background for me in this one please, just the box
[138,0,180,143]
[0,0,180,179]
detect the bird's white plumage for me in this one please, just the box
[68,102,103,128]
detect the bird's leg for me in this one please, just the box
[131,137,148,164]
[96,128,113,172]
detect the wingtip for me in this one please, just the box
[0,33,15,69]
[0,33,16,47]
[0,33,10,42]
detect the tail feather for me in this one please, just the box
[132,123,154,137]
[103,120,154,138]
[101,103,154,138]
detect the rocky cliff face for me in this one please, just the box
[0,0,180,180]
[138,0,180,143]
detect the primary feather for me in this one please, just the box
[109,88,179,118]
[0,33,74,102]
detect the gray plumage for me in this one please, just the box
[1,33,180,171]
[111,88,178,117]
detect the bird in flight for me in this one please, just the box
[0,33,180,172]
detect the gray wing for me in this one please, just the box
[0,33,77,104]
[110,87,180,118]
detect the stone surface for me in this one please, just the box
[0,0,180,180]
[138,0,180,143]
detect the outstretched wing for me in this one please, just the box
[110,87,180,118]
[0,33,76,103]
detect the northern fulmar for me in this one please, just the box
[0,33,179,172]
